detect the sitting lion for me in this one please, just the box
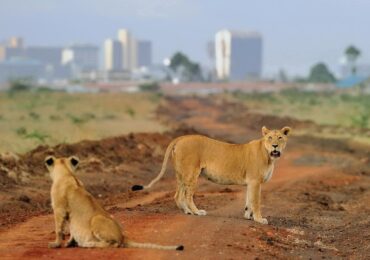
[132,126,291,224]
[45,155,184,250]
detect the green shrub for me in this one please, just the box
[8,79,33,92]
[24,131,49,143]
[139,82,160,92]
[125,107,136,118]
[49,115,62,121]
[67,113,96,125]
[15,127,27,136]
[352,112,370,129]
[28,112,40,120]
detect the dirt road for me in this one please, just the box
[0,97,369,259]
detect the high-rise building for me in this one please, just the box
[0,37,66,82]
[0,59,44,83]
[0,37,24,62]
[25,47,62,67]
[8,37,24,48]
[0,37,101,82]
[215,30,262,81]
[104,39,123,72]
[24,47,65,80]
[0,37,62,67]
[136,40,152,68]
[0,46,24,62]
[117,29,137,71]
[62,44,99,72]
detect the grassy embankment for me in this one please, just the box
[230,89,370,144]
[0,91,165,153]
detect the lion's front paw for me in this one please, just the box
[48,241,62,248]
[254,218,268,225]
[244,210,253,220]
[196,209,207,216]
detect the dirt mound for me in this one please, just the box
[0,126,199,230]
[21,127,197,175]
[221,112,314,130]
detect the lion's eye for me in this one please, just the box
[278,136,283,140]
[268,136,272,140]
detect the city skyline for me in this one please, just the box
[1,0,369,77]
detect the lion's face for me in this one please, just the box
[262,126,291,159]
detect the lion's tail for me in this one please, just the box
[131,138,177,191]
[123,239,184,251]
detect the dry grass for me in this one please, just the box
[225,89,370,145]
[0,91,166,153]
[230,90,370,129]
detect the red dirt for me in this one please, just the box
[0,96,369,259]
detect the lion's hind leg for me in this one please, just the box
[185,184,207,216]
[174,156,206,215]
[174,182,192,214]
[181,167,206,216]
[89,215,123,248]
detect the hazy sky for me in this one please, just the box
[0,0,369,77]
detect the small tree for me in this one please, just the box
[345,45,361,75]
[308,63,336,83]
[169,52,203,82]
[8,79,32,92]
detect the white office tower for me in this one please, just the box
[117,29,137,71]
[215,30,262,81]
[104,39,123,72]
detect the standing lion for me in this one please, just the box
[132,126,291,224]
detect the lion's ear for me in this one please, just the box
[281,126,291,136]
[44,156,55,171]
[68,156,80,171]
[262,126,270,136]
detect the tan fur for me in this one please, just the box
[135,126,291,225]
[45,156,183,250]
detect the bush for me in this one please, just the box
[8,79,33,92]
[125,107,136,118]
[15,127,49,143]
[352,111,369,129]
[67,113,96,125]
[24,131,49,143]
[139,82,160,92]
[15,127,27,136]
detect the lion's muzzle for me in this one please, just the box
[270,150,281,158]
